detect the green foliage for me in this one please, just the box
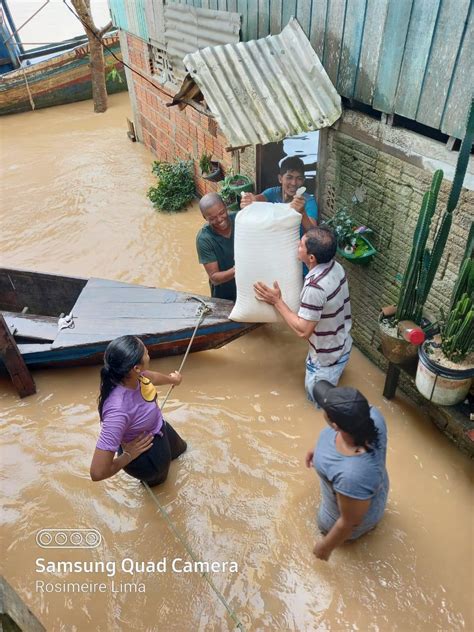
[440,227,474,362]
[441,293,474,362]
[447,98,474,213]
[219,173,253,207]
[395,98,474,325]
[324,208,358,249]
[147,160,195,212]
[199,152,213,174]
[450,223,474,310]
[106,65,123,84]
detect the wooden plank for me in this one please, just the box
[440,3,474,138]
[309,0,328,60]
[383,362,400,399]
[66,302,229,320]
[0,576,45,632]
[394,0,440,120]
[0,315,36,398]
[2,312,57,342]
[322,0,347,87]
[281,0,297,29]
[296,0,312,37]
[337,0,367,98]
[258,0,270,37]
[246,0,259,39]
[269,0,282,35]
[0,267,85,317]
[227,0,238,11]
[238,0,249,40]
[53,319,205,347]
[354,0,389,103]
[372,0,413,113]
[416,0,470,130]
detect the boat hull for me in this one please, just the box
[0,268,260,372]
[0,34,127,116]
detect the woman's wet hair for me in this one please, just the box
[98,335,145,419]
[335,414,380,452]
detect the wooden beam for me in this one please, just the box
[0,314,36,398]
[0,576,46,631]
[383,362,400,399]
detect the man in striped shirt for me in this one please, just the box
[254,227,352,402]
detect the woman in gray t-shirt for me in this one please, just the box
[305,381,389,561]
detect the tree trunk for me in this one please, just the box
[87,31,107,113]
[71,0,111,113]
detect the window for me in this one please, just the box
[148,44,176,86]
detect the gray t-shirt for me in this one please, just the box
[313,407,389,539]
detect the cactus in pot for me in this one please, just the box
[394,97,474,326]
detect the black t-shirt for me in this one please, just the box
[196,212,237,301]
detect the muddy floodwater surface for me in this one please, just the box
[0,94,473,631]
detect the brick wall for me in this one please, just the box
[125,34,255,197]
[319,111,473,372]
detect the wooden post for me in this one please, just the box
[0,576,46,631]
[0,314,36,398]
[383,362,400,399]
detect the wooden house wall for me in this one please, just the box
[108,0,473,140]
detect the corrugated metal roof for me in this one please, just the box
[181,18,341,148]
[164,4,240,80]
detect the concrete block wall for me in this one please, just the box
[125,34,255,197]
[319,110,473,372]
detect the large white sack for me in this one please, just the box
[230,202,303,323]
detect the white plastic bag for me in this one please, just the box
[229,202,303,323]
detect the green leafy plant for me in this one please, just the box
[219,173,253,208]
[324,208,359,249]
[199,152,213,175]
[323,207,375,261]
[439,223,474,362]
[395,97,474,325]
[440,292,474,362]
[106,64,124,84]
[147,160,195,212]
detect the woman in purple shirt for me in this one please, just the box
[90,336,187,486]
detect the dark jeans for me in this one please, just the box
[119,422,187,487]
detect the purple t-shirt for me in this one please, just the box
[96,376,163,452]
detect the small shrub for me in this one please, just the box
[199,152,213,174]
[147,160,195,212]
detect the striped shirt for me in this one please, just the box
[298,260,352,366]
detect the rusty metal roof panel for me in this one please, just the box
[182,18,341,148]
[164,4,240,79]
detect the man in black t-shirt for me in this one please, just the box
[195,193,237,301]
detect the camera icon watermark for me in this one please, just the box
[36,529,102,549]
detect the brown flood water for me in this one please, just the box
[1,93,472,631]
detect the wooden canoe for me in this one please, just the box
[0,268,260,370]
[0,32,127,116]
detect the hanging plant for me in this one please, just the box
[323,207,377,264]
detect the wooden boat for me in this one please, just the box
[0,268,259,372]
[0,31,127,116]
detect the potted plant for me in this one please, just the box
[199,151,223,182]
[415,230,474,405]
[323,207,377,264]
[147,159,195,212]
[219,173,253,211]
[379,98,474,364]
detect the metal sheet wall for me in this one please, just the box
[168,0,473,139]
